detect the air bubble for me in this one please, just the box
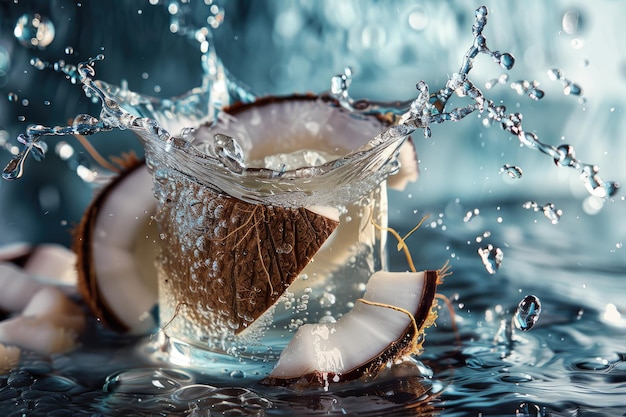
[319,292,336,308]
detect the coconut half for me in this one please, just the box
[74,158,159,334]
[261,269,442,387]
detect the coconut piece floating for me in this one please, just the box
[74,157,159,334]
[261,269,443,387]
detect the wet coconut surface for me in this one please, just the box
[1,1,626,416]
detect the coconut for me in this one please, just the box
[261,269,443,387]
[74,158,160,334]
[74,95,419,342]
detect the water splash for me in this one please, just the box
[2,5,619,207]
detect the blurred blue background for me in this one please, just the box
[0,0,624,247]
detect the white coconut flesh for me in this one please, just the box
[77,162,159,334]
[266,270,439,384]
[0,247,86,356]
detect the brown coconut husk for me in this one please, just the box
[156,174,339,335]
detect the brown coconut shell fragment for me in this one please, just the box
[157,176,339,335]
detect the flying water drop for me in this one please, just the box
[554,144,577,168]
[478,244,503,274]
[500,164,523,179]
[513,295,541,331]
[547,68,584,99]
[510,80,544,101]
[498,52,515,70]
[542,203,562,224]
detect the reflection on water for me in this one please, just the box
[0,0,625,415]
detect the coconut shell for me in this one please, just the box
[157,175,339,335]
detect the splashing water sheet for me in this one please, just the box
[0,0,625,416]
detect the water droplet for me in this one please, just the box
[499,53,515,70]
[29,57,47,70]
[562,10,583,35]
[229,370,245,378]
[478,244,503,274]
[2,153,27,180]
[276,243,292,254]
[520,131,539,149]
[64,46,74,55]
[214,134,246,173]
[7,92,18,102]
[522,201,539,211]
[554,144,577,167]
[604,181,620,197]
[513,295,541,331]
[500,164,523,179]
[528,88,544,100]
[14,13,56,49]
[542,203,562,224]
[563,82,583,96]
[463,208,480,223]
[546,68,563,81]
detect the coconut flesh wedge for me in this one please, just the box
[262,269,441,387]
[75,159,159,334]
